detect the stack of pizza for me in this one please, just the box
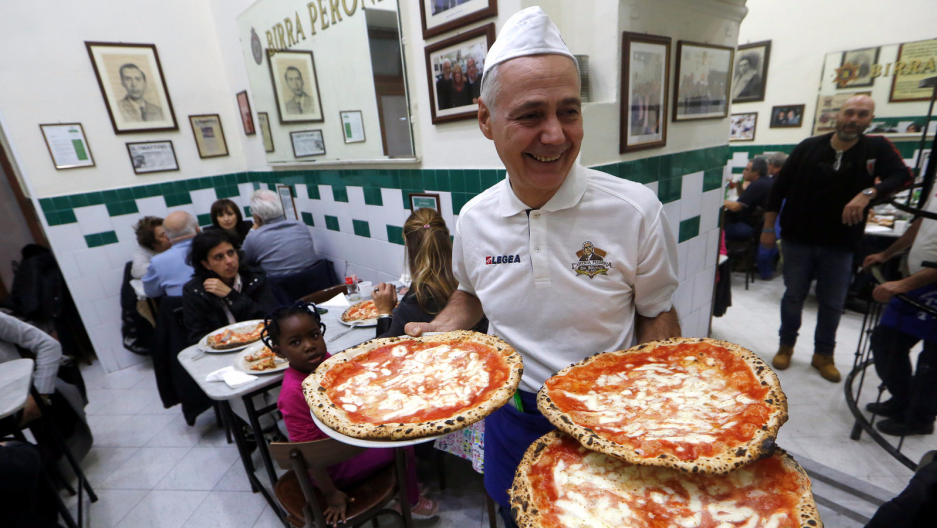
[304,331,523,440]
[512,337,823,528]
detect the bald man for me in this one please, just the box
[761,95,911,382]
[143,211,200,297]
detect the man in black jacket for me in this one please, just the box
[761,95,911,382]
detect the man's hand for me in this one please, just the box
[873,280,908,303]
[323,489,352,526]
[405,321,445,337]
[372,283,397,314]
[862,252,888,270]
[760,231,777,250]
[842,192,872,226]
[19,395,41,427]
[405,290,484,337]
[203,279,232,298]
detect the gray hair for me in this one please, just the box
[766,152,788,169]
[749,157,768,177]
[249,189,284,222]
[479,56,580,119]
[164,212,198,241]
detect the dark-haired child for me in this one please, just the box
[266,303,437,525]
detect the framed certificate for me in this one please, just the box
[126,140,179,174]
[188,114,229,158]
[409,192,441,214]
[39,123,95,169]
[290,130,326,158]
[340,110,366,143]
[276,184,298,220]
[258,112,274,152]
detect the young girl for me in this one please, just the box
[264,303,437,525]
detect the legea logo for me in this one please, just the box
[485,255,521,265]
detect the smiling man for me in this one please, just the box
[403,8,680,525]
[761,95,911,382]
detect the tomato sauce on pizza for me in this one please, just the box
[544,341,772,461]
[343,300,379,321]
[320,339,510,424]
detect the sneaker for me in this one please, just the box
[772,345,794,370]
[810,354,841,383]
[876,418,934,437]
[865,399,904,419]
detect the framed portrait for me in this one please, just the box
[732,41,770,104]
[258,112,274,152]
[837,47,880,89]
[419,0,497,39]
[275,184,298,220]
[410,192,442,214]
[236,91,256,135]
[769,105,805,128]
[890,38,937,103]
[268,50,324,124]
[188,114,229,158]
[424,23,495,125]
[673,41,734,122]
[340,110,366,143]
[126,140,179,174]
[39,123,94,170]
[85,42,178,134]
[290,130,326,158]
[620,32,671,153]
[813,91,870,135]
[729,113,757,142]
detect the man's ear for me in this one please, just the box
[478,99,494,140]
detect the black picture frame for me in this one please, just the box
[424,23,496,125]
[729,113,757,142]
[290,130,326,158]
[732,41,770,104]
[769,105,805,129]
[620,32,671,153]
[268,49,324,125]
[126,140,180,174]
[673,41,734,122]
[188,114,230,158]
[419,0,497,40]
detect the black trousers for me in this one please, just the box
[0,441,63,528]
[870,325,937,424]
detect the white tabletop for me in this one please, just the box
[178,303,375,401]
[0,358,35,420]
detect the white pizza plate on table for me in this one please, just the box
[198,319,266,353]
[234,341,288,375]
[310,411,446,447]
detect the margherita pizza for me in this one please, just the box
[305,331,523,440]
[511,430,821,528]
[205,321,264,350]
[341,300,380,324]
[539,338,787,474]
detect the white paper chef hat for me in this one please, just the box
[482,6,577,83]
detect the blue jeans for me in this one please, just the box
[779,240,854,355]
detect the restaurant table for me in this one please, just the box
[0,358,34,421]
[178,305,374,521]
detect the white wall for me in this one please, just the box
[736,0,937,145]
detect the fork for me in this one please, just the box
[328,322,360,343]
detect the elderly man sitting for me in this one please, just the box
[142,211,198,297]
[242,189,318,276]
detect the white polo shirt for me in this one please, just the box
[908,191,937,275]
[453,163,679,392]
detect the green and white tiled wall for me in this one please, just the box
[38,145,730,373]
[727,138,928,178]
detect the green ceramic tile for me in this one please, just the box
[731,166,745,174]
[480,170,498,190]
[83,234,99,248]
[69,194,88,208]
[497,169,507,181]
[386,225,404,245]
[363,187,383,207]
[679,216,700,243]
[59,209,77,224]
[657,176,682,204]
[325,215,340,232]
[39,198,55,213]
[671,152,685,180]
[436,170,451,192]
[452,193,467,215]
[244,206,252,218]
[51,196,70,210]
[44,211,59,226]
[197,213,213,226]
[237,173,249,184]
[101,190,119,204]
[101,231,119,245]
[332,187,349,203]
[422,170,437,191]
[306,184,320,200]
[165,193,193,207]
[465,170,481,194]
[105,202,122,216]
[252,182,261,191]
[301,212,315,227]
[352,219,371,238]
[703,169,723,193]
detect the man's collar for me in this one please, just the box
[170,237,193,247]
[498,163,588,217]
[264,215,287,225]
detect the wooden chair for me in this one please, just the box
[269,439,411,528]
[299,284,349,306]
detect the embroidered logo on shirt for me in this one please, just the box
[867,159,876,176]
[571,241,611,279]
[486,255,521,265]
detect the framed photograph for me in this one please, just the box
[890,38,937,103]
[126,140,179,174]
[39,123,94,170]
[340,110,366,143]
[268,49,324,124]
[85,42,178,134]
[813,91,871,135]
[732,41,770,104]
[236,91,256,135]
[419,0,497,40]
[258,112,275,152]
[424,23,496,125]
[620,32,671,153]
[410,192,441,214]
[769,104,805,128]
[837,47,880,89]
[275,184,298,220]
[729,113,757,142]
[673,41,734,122]
[290,130,326,158]
[188,114,229,158]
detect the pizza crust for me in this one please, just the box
[538,337,789,475]
[304,330,523,440]
[511,430,822,528]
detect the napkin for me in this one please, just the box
[319,293,351,307]
[205,366,258,389]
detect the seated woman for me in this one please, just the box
[131,216,172,279]
[182,231,278,345]
[265,303,438,524]
[205,199,253,246]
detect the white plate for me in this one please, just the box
[234,341,288,375]
[198,320,266,353]
[338,318,378,327]
[310,411,445,448]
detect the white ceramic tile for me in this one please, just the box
[101,446,191,489]
[705,228,720,271]
[318,184,334,203]
[75,204,115,235]
[96,360,154,390]
[68,273,105,302]
[91,321,125,351]
[672,280,694,320]
[85,413,133,437]
[113,213,144,244]
[692,268,715,311]
[136,196,169,218]
[80,446,141,484]
[699,188,723,233]
[57,251,81,280]
[380,188,404,213]
[347,185,366,207]
[116,490,209,528]
[98,346,122,373]
[88,386,165,416]
[73,247,113,276]
[190,188,219,215]
[182,491,268,528]
[676,240,689,282]
[252,505,288,528]
[92,295,122,326]
[644,181,659,195]
[48,223,88,253]
[77,488,149,528]
[238,183,254,202]
[681,308,700,337]
[732,151,749,163]
[685,234,708,279]
[78,302,102,327]
[696,302,712,337]
[146,413,216,448]
[680,171,704,220]
[662,201,681,231]
[155,446,241,491]
[96,413,178,449]
[114,346,149,370]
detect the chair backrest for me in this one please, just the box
[269,259,340,305]
[299,284,348,305]
[270,438,366,470]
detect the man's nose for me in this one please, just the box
[540,115,565,144]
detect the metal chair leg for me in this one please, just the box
[29,388,98,504]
